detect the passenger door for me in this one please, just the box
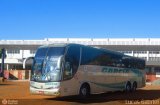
[60,45,81,96]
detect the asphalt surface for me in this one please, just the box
[0,81,160,105]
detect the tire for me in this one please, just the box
[79,84,90,98]
[125,82,131,93]
[132,82,137,92]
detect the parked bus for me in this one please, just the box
[27,43,145,98]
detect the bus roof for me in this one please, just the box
[38,43,145,62]
[39,43,68,48]
[39,43,83,48]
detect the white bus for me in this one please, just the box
[28,43,145,98]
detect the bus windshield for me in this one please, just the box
[31,47,65,82]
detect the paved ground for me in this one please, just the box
[0,81,160,105]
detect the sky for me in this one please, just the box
[0,0,160,40]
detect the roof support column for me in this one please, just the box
[147,51,149,61]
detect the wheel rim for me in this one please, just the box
[133,87,136,91]
[126,85,130,92]
[133,84,137,91]
[81,87,87,96]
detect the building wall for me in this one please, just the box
[0,38,160,72]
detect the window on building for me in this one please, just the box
[149,51,160,54]
[154,67,160,73]
[30,50,36,54]
[134,51,147,54]
[7,49,20,54]
[149,57,160,61]
[140,57,147,60]
[120,51,132,54]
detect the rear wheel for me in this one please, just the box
[79,84,90,98]
[132,82,137,92]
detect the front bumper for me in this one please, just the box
[30,87,61,96]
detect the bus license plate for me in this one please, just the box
[38,91,44,94]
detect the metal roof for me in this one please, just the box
[1,38,160,45]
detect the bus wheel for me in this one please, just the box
[132,82,137,92]
[125,82,131,93]
[79,83,90,98]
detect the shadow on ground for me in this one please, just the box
[46,90,160,104]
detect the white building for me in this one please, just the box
[0,38,160,73]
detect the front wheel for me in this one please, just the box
[79,84,90,98]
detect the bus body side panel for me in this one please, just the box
[136,70,146,88]
[60,66,146,96]
[60,77,80,96]
[84,65,118,93]
[84,65,128,93]
[76,65,145,95]
[59,65,109,96]
[59,65,87,96]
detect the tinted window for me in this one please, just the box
[63,45,80,80]
[47,47,65,56]
[35,47,48,58]
[122,57,145,69]
[81,47,102,65]
[81,46,145,70]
